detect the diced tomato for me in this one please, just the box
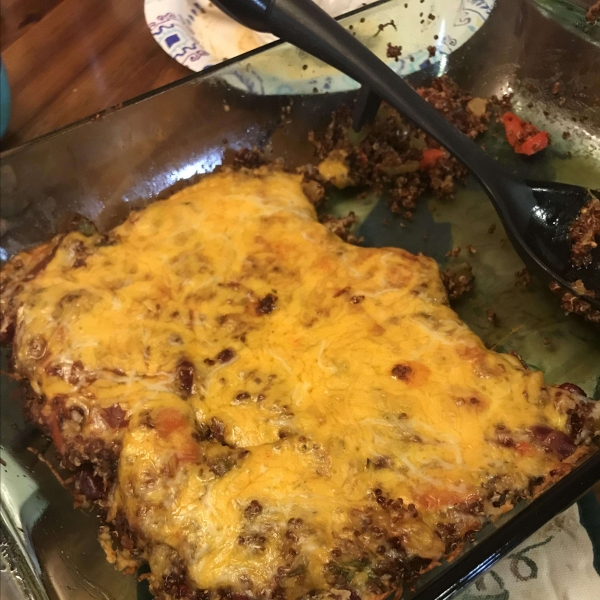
[516,131,549,156]
[501,112,549,155]
[176,439,200,463]
[155,407,188,438]
[416,487,473,510]
[502,112,526,147]
[420,148,446,169]
[155,409,198,463]
[515,441,534,455]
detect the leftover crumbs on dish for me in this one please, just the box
[586,1,600,24]
[2,168,599,600]
[307,77,489,220]
[569,196,600,268]
[546,194,600,324]
[549,280,600,324]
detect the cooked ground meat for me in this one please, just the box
[311,76,490,217]
[514,268,532,288]
[440,263,475,301]
[569,197,600,268]
[321,212,364,245]
[386,43,402,60]
[586,1,600,24]
[301,177,325,205]
[549,281,600,324]
[233,147,268,169]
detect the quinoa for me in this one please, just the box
[569,197,600,268]
[311,76,490,219]
[586,1,600,24]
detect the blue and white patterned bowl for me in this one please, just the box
[144,0,496,95]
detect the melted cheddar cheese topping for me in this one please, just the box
[9,170,591,599]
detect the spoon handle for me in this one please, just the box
[264,0,534,223]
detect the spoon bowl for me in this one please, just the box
[528,182,599,291]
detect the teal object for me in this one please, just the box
[0,58,10,138]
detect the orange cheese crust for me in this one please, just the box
[1,169,598,600]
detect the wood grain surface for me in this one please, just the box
[0,0,189,150]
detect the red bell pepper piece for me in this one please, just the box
[502,112,549,155]
[420,148,446,169]
[516,131,549,156]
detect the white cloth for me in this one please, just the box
[457,504,600,600]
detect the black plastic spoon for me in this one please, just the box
[213,0,600,313]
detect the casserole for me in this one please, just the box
[1,1,599,599]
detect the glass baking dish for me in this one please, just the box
[1,1,599,599]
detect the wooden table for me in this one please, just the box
[0,0,189,151]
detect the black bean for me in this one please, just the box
[217,348,236,363]
[176,359,195,397]
[77,465,105,501]
[256,293,278,315]
[558,382,586,396]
